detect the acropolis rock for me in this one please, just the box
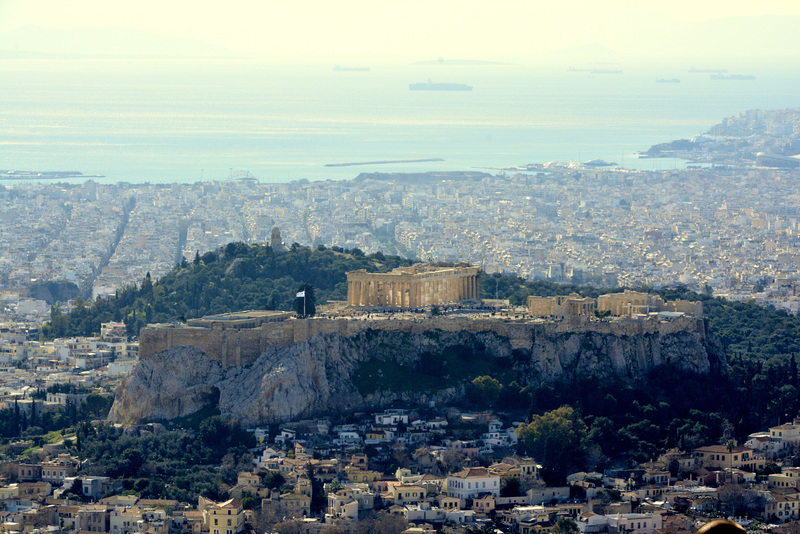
[110,314,724,426]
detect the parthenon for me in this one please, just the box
[346,263,481,308]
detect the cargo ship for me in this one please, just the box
[710,74,755,80]
[689,67,727,74]
[409,80,472,91]
[333,65,370,72]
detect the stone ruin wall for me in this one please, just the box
[139,314,705,368]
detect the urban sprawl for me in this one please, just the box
[2,107,800,534]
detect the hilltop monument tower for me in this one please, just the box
[270,227,286,253]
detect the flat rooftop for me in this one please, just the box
[186,310,293,328]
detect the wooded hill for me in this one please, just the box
[41,243,412,339]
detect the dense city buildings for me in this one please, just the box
[3,160,800,316]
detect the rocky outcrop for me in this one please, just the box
[110,317,723,426]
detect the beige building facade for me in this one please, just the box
[346,264,480,308]
[527,294,596,318]
[528,290,702,319]
[597,290,703,317]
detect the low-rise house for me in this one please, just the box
[404,503,446,523]
[607,513,663,534]
[200,497,245,534]
[109,506,143,534]
[436,495,460,511]
[577,512,609,534]
[769,419,800,455]
[256,447,283,468]
[663,484,718,513]
[76,504,112,533]
[375,410,409,426]
[745,432,779,458]
[41,455,81,485]
[261,491,311,520]
[0,486,19,501]
[17,481,51,498]
[391,485,425,507]
[445,509,475,525]
[692,445,765,472]
[178,510,204,534]
[345,466,382,484]
[109,506,168,534]
[471,493,495,515]
[446,467,500,506]
[426,418,448,431]
[56,505,81,531]
[325,483,374,522]
[78,476,119,500]
[764,492,800,522]
[326,492,359,522]
[14,454,80,486]
[769,467,800,490]
[528,487,570,505]
[275,428,296,445]
[637,485,665,501]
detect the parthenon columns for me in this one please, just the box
[346,264,481,309]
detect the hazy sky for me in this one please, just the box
[1,0,799,61]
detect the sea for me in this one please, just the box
[2,57,800,185]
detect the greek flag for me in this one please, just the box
[296,291,306,298]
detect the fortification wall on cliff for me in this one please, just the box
[139,314,704,367]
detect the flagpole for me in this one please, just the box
[304,293,306,317]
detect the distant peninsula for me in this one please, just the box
[324,158,444,167]
[412,58,510,66]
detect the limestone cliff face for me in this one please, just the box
[109,317,723,426]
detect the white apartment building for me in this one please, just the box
[446,467,500,506]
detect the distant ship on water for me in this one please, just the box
[710,74,755,80]
[409,80,473,91]
[333,65,370,72]
[689,67,727,74]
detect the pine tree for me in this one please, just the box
[29,399,37,428]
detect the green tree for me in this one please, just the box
[48,303,69,337]
[468,375,503,406]
[262,471,285,490]
[141,273,153,296]
[553,518,580,534]
[500,477,522,497]
[517,406,587,484]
